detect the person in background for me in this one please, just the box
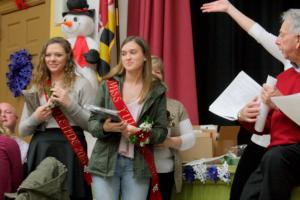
[236,9,300,200]
[19,37,95,200]
[151,55,196,200]
[88,36,168,200]
[0,102,29,164]
[201,1,292,199]
[0,122,22,200]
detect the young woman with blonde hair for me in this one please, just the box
[19,37,95,200]
[151,56,195,200]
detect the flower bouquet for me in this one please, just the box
[129,117,153,147]
[44,81,58,109]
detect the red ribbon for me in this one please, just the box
[44,82,92,185]
[106,79,162,200]
[15,0,28,10]
[71,8,89,13]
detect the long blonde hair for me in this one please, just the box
[151,55,165,81]
[105,36,153,102]
[0,122,12,136]
[31,37,77,92]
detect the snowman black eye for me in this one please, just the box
[73,17,78,22]
[64,18,66,22]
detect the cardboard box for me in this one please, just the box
[179,126,240,161]
[180,129,215,163]
[214,126,240,156]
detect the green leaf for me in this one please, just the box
[129,135,137,144]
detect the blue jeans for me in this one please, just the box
[92,155,150,200]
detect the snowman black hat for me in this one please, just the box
[62,0,95,19]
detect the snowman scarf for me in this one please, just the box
[73,36,89,67]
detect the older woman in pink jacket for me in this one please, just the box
[0,123,22,200]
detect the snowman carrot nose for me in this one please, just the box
[63,21,73,27]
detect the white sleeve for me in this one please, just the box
[248,23,292,70]
[178,118,196,151]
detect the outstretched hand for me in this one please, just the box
[200,0,231,13]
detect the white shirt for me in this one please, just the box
[154,118,195,173]
[248,23,292,147]
[14,137,29,164]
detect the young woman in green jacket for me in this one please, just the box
[88,36,168,200]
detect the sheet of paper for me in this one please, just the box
[209,71,262,120]
[271,93,300,126]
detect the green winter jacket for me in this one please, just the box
[15,157,69,200]
[87,76,168,178]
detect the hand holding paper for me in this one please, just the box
[238,97,260,123]
[209,71,277,127]
[209,71,262,120]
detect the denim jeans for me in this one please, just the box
[93,155,150,200]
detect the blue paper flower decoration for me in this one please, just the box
[207,165,218,182]
[183,165,195,183]
[6,49,33,97]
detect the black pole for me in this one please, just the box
[115,0,120,63]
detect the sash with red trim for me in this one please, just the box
[44,82,92,186]
[106,79,162,200]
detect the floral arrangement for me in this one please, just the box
[44,80,54,98]
[183,159,231,184]
[129,117,153,147]
[6,49,33,97]
[44,80,57,109]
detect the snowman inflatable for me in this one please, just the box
[61,0,99,90]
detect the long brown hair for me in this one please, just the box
[31,37,77,92]
[105,36,153,102]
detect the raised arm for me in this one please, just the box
[201,0,254,32]
[201,0,291,69]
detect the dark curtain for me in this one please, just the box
[190,0,300,126]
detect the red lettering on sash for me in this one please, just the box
[44,82,92,185]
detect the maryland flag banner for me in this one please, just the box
[98,0,119,79]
